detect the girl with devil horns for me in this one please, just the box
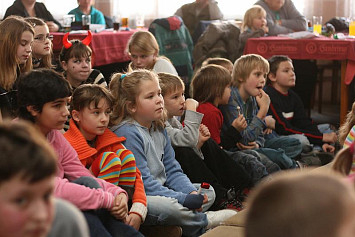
[59,31,108,90]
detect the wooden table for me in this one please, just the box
[244,36,355,124]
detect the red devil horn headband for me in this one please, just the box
[63,31,93,49]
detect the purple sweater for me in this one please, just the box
[48,129,126,210]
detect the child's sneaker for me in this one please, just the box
[206,209,237,229]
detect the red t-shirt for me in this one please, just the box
[197,102,223,145]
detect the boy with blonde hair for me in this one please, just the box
[159,72,262,210]
[219,54,302,169]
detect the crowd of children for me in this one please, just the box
[1,4,355,236]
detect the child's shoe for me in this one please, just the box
[206,209,237,229]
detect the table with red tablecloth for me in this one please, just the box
[244,36,355,124]
[52,30,138,67]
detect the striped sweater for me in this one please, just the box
[64,119,147,221]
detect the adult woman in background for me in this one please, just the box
[254,0,307,36]
[4,0,61,32]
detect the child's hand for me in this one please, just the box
[231,114,247,132]
[263,128,273,135]
[236,141,259,150]
[185,98,199,112]
[322,132,337,143]
[322,143,335,153]
[188,192,208,212]
[256,90,270,119]
[110,193,128,220]
[197,124,210,149]
[124,213,142,230]
[264,115,275,129]
[256,90,270,109]
[262,25,269,33]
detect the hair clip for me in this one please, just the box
[120,74,126,81]
[63,31,92,49]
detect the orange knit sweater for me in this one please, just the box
[64,119,147,221]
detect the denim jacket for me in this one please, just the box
[220,86,266,147]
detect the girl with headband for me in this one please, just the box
[59,31,108,90]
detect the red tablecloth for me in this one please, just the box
[244,36,355,85]
[52,30,138,66]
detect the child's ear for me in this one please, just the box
[71,110,80,122]
[61,61,68,71]
[26,105,39,117]
[126,101,137,114]
[153,52,158,60]
[268,73,277,82]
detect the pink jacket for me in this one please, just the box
[48,129,127,210]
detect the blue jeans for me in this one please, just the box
[83,209,143,237]
[264,135,302,159]
[286,134,313,153]
[286,124,335,152]
[73,176,143,237]
[256,147,296,169]
[143,183,215,237]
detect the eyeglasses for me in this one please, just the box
[34,34,54,42]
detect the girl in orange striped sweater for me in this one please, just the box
[64,84,147,230]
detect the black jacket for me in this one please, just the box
[4,0,61,28]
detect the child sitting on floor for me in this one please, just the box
[202,57,233,74]
[109,69,237,236]
[16,68,143,237]
[25,17,54,69]
[59,31,108,89]
[64,84,147,230]
[246,171,355,237]
[189,65,274,179]
[159,72,258,210]
[264,55,336,156]
[0,16,34,120]
[219,54,302,170]
[126,31,178,75]
[0,121,89,237]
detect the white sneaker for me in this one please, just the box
[205,209,237,229]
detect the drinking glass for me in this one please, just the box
[313,16,322,34]
[63,14,75,32]
[121,17,129,28]
[349,17,355,36]
[82,15,91,30]
[112,15,120,31]
[136,14,145,29]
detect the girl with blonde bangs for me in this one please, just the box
[126,31,177,75]
[110,69,230,236]
[0,15,34,120]
[25,17,53,69]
